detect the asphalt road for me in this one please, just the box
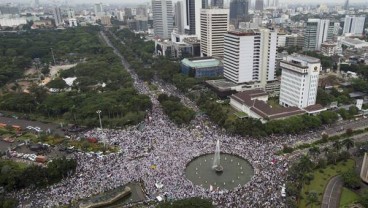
[321,176,343,208]
[0,116,64,136]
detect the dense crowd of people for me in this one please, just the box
[9,32,368,208]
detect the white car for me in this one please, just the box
[281,184,286,197]
[26,126,33,130]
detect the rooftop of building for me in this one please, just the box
[181,57,222,68]
[227,29,258,36]
[342,38,367,45]
[287,53,321,64]
[303,104,326,113]
[321,42,337,46]
[230,90,305,120]
[183,37,200,44]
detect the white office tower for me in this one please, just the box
[279,54,321,108]
[304,19,334,51]
[152,0,174,39]
[53,7,63,26]
[223,29,277,85]
[200,8,229,58]
[94,3,104,19]
[343,15,365,36]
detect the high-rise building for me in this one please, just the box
[255,0,264,11]
[200,8,229,58]
[53,7,63,26]
[279,54,321,108]
[202,0,209,9]
[212,0,224,8]
[230,0,249,29]
[304,19,334,51]
[94,3,104,19]
[33,0,40,8]
[223,29,277,85]
[175,1,185,34]
[184,0,202,37]
[67,8,75,19]
[344,0,349,10]
[343,15,366,36]
[152,0,174,39]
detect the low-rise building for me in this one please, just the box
[230,90,305,123]
[180,57,223,78]
[340,38,368,49]
[321,42,337,57]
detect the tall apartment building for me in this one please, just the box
[279,54,321,108]
[200,8,229,58]
[229,0,249,29]
[343,15,365,36]
[285,34,304,48]
[152,0,174,39]
[344,0,349,10]
[94,3,104,19]
[67,8,75,19]
[255,0,264,11]
[211,0,224,8]
[53,7,63,26]
[304,19,334,51]
[184,0,202,37]
[175,1,185,34]
[223,29,277,85]
[202,0,209,8]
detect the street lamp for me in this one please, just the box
[96,110,102,129]
[96,110,106,150]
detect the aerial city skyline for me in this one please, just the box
[1,0,368,207]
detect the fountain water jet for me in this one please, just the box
[212,139,223,172]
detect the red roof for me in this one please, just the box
[231,91,305,120]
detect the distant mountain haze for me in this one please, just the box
[0,0,365,5]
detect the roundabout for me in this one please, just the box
[185,153,254,190]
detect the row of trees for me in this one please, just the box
[158,94,195,125]
[157,197,213,208]
[0,157,77,191]
[108,28,202,93]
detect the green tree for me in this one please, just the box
[333,140,342,153]
[342,138,354,151]
[306,191,318,208]
[341,169,361,189]
[319,111,338,124]
[157,197,214,208]
[360,190,368,207]
[308,146,320,160]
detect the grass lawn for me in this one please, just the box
[339,187,360,208]
[299,159,355,208]
[267,99,283,109]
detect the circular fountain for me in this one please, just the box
[185,140,254,190]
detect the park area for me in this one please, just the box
[339,187,359,208]
[299,159,355,208]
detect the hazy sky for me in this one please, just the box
[1,0,367,5]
